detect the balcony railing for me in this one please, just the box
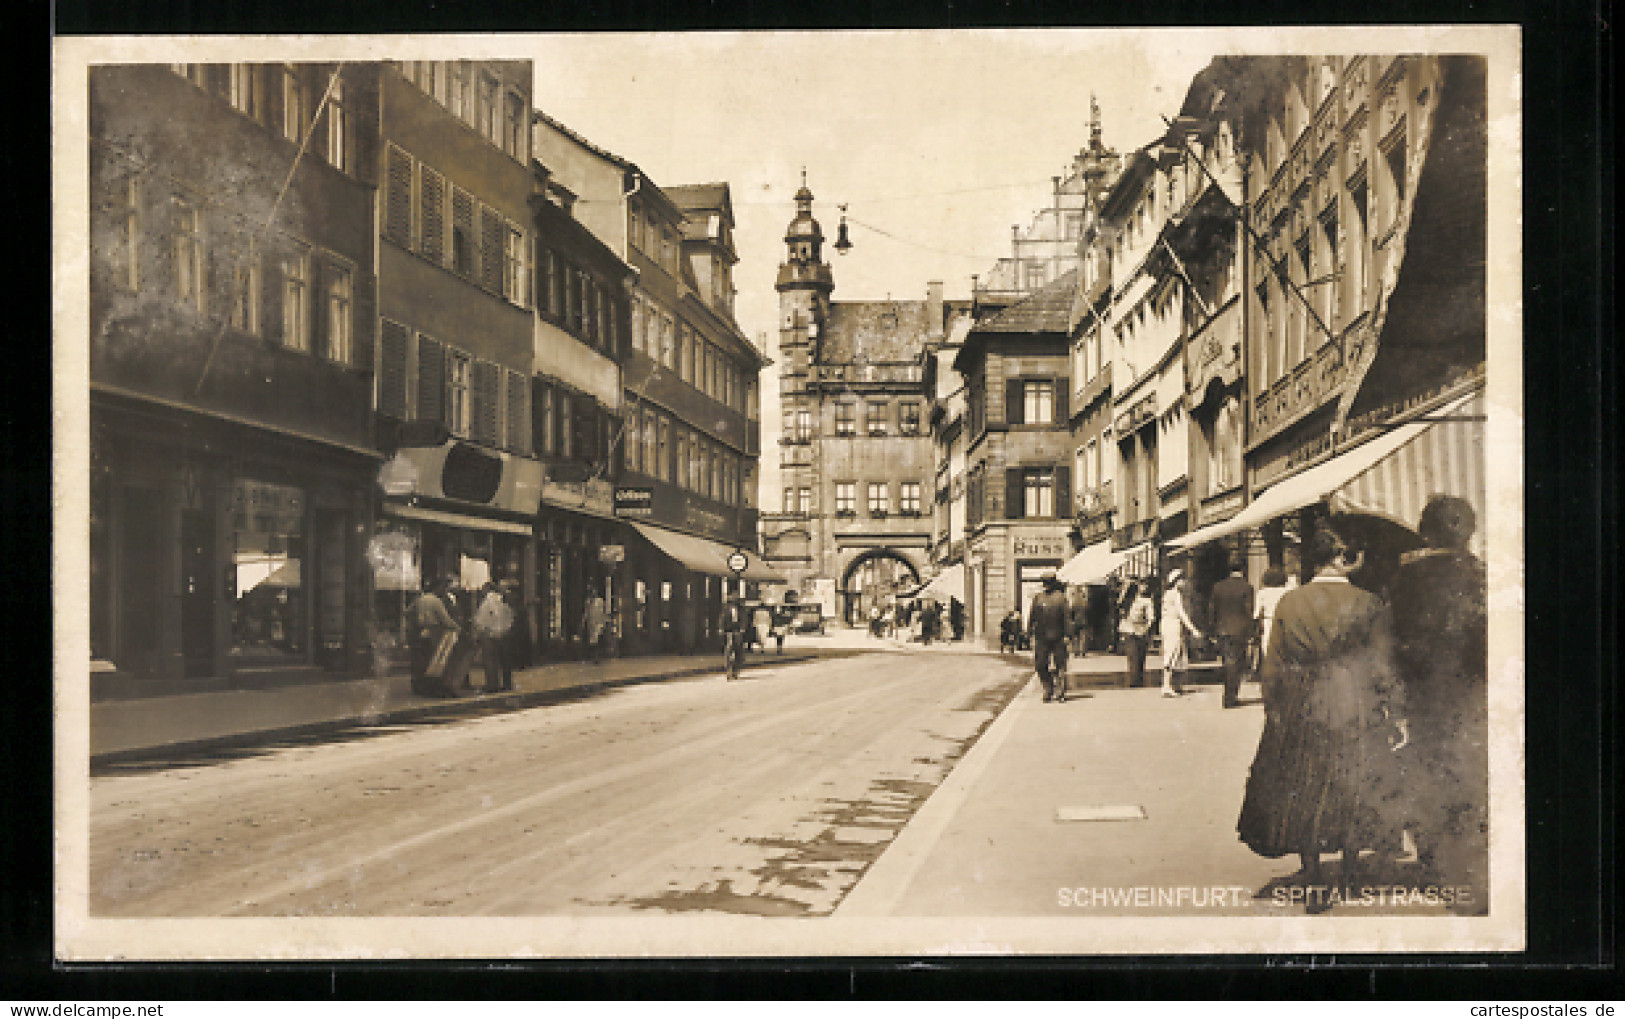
[1112,516,1157,551]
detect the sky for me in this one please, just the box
[528,31,1220,511]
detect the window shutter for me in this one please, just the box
[419,166,445,265]
[352,272,376,371]
[1053,379,1069,424]
[451,186,475,278]
[480,205,504,293]
[1054,466,1072,519]
[416,334,444,424]
[506,369,530,454]
[1005,378,1024,425]
[384,145,413,247]
[472,359,501,445]
[1006,468,1025,520]
[378,319,409,418]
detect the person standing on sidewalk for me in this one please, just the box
[1159,569,1203,698]
[1117,581,1155,688]
[408,577,460,696]
[474,582,515,692]
[1236,525,1408,912]
[1252,568,1290,677]
[1028,573,1075,703]
[581,591,608,664]
[1388,495,1488,913]
[1210,558,1256,708]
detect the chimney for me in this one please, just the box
[926,280,944,337]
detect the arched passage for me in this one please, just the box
[839,550,922,626]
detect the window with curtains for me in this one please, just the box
[281,247,309,350]
[834,482,856,516]
[324,263,352,364]
[867,482,889,517]
[446,351,471,438]
[324,74,346,172]
[899,482,921,515]
[1023,380,1054,425]
[867,401,888,436]
[173,199,205,315]
[1023,470,1054,518]
[899,402,921,436]
[835,403,856,437]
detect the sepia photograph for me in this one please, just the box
[52,26,1524,960]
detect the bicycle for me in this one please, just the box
[722,630,743,681]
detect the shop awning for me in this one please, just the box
[629,521,784,582]
[1057,541,1125,586]
[1169,389,1485,554]
[913,563,965,603]
[385,502,533,536]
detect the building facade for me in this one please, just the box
[760,181,949,624]
[955,271,1080,645]
[90,62,383,690]
[1155,54,1486,613]
[532,110,769,656]
[370,60,548,662]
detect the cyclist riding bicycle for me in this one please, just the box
[719,594,747,681]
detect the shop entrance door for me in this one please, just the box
[118,489,161,674]
[314,510,348,670]
[179,507,216,678]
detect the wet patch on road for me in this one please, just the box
[604,666,1031,917]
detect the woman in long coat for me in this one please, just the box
[1237,525,1408,909]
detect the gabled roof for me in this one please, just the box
[532,106,683,220]
[972,267,1080,335]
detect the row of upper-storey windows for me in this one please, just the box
[829,481,925,517]
[625,198,681,277]
[97,164,366,370]
[170,63,359,177]
[383,142,531,308]
[390,60,529,164]
[537,245,620,357]
[630,294,749,415]
[829,400,924,438]
[377,320,531,455]
[625,402,744,508]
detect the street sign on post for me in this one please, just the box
[727,550,749,576]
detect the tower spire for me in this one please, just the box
[1090,92,1102,152]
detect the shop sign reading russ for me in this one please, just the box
[231,479,306,535]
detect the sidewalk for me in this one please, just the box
[838,655,1298,918]
[89,645,834,765]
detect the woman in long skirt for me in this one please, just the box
[1237,525,1408,911]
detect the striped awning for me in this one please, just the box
[1169,389,1486,556]
[1057,541,1125,585]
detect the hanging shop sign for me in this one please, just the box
[383,441,543,517]
[614,486,655,517]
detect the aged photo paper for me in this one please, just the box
[53,25,1524,959]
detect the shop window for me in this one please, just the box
[229,479,307,660]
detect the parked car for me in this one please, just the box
[788,604,826,635]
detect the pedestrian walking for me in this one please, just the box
[1159,569,1203,698]
[949,597,965,641]
[581,591,608,664]
[1117,581,1155,688]
[1027,573,1075,703]
[473,581,515,692]
[1236,524,1409,912]
[1252,568,1290,675]
[1210,557,1256,708]
[751,603,773,652]
[1388,495,1488,913]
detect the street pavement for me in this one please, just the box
[89,648,1031,917]
[87,637,1453,920]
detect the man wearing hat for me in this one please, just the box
[1026,571,1076,703]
